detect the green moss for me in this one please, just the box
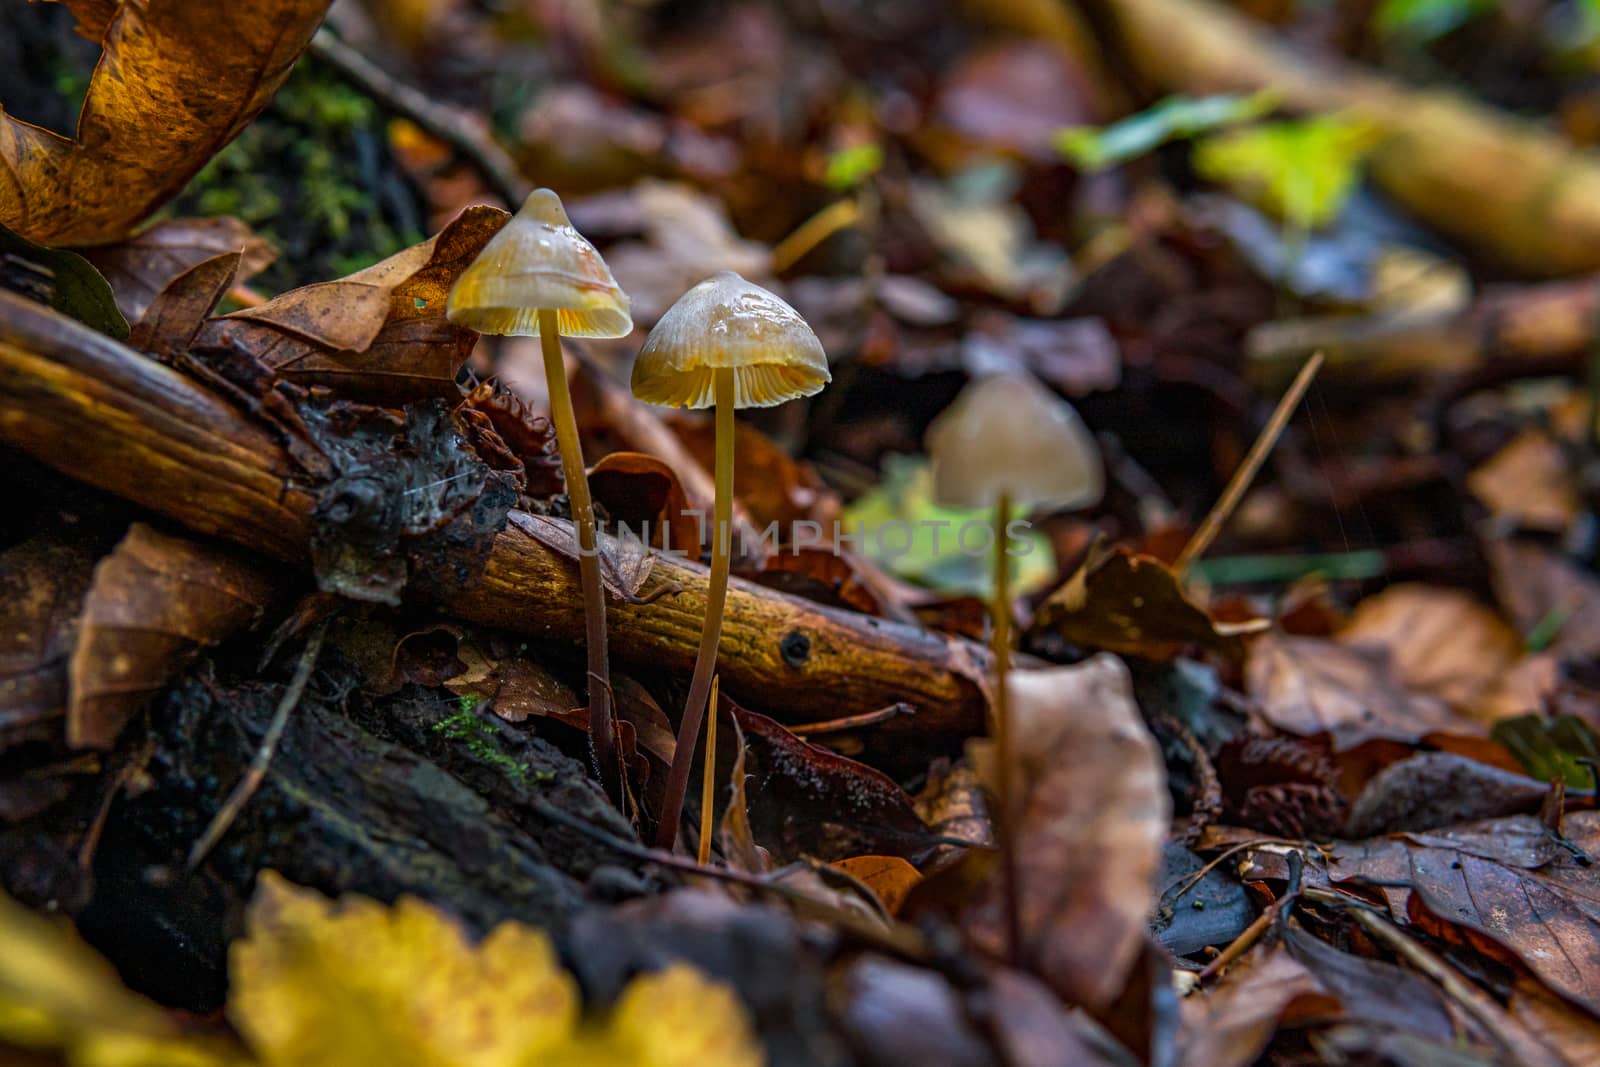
[166,58,424,292]
[431,703,551,786]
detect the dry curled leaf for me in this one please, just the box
[0,0,331,246]
[589,451,703,560]
[1330,813,1600,1018]
[68,523,277,750]
[1467,429,1580,534]
[731,703,934,863]
[85,217,275,326]
[0,529,104,749]
[1028,544,1267,662]
[1246,629,1472,750]
[830,855,924,916]
[129,251,244,356]
[968,655,1169,1011]
[231,871,763,1067]
[1340,583,1524,716]
[194,206,511,403]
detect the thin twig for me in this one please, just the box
[1300,886,1560,1066]
[186,621,329,871]
[308,29,529,209]
[788,703,915,737]
[1175,351,1324,575]
[1197,851,1302,982]
[529,795,931,959]
[769,198,861,273]
[78,738,154,877]
[1160,838,1275,908]
[1151,713,1221,847]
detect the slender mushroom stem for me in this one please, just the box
[992,490,1022,967]
[698,674,721,865]
[657,366,736,849]
[539,308,619,804]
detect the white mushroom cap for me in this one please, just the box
[927,372,1103,510]
[447,188,632,338]
[631,271,830,409]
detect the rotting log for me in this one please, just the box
[1101,0,1600,276]
[0,293,989,748]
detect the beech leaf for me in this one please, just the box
[0,0,332,246]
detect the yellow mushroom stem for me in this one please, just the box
[992,490,1022,966]
[656,366,736,850]
[539,308,618,803]
[698,674,721,866]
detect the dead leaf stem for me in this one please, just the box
[307,29,529,209]
[1175,351,1323,575]
[186,619,329,871]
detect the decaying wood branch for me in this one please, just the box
[1245,275,1600,386]
[1101,0,1600,275]
[0,293,988,748]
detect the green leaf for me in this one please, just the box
[1193,113,1381,230]
[1491,714,1600,790]
[841,454,1054,597]
[0,221,130,340]
[1373,0,1494,42]
[1053,91,1278,172]
[824,143,884,190]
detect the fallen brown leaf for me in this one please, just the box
[85,217,275,326]
[0,529,104,749]
[68,523,277,750]
[730,704,933,863]
[1,1,331,246]
[1027,544,1267,663]
[1331,813,1600,1017]
[129,251,243,356]
[589,451,704,560]
[1179,938,1334,1067]
[830,855,923,917]
[1340,583,1525,716]
[1246,629,1472,750]
[194,206,510,403]
[1487,538,1600,662]
[1510,974,1600,1067]
[968,656,1169,1011]
[1467,429,1580,534]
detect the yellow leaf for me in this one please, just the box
[230,873,765,1067]
[830,856,924,916]
[230,872,578,1067]
[1194,114,1381,230]
[600,964,764,1067]
[0,889,246,1066]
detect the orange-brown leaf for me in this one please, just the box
[1027,543,1267,662]
[967,656,1169,1010]
[0,1,332,245]
[86,216,276,325]
[68,523,276,749]
[195,206,509,402]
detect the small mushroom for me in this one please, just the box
[631,270,830,850]
[448,188,632,803]
[925,370,1102,960]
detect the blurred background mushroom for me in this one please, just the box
[925,369,1102,958]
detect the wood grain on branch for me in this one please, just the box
[0,292,987,747]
